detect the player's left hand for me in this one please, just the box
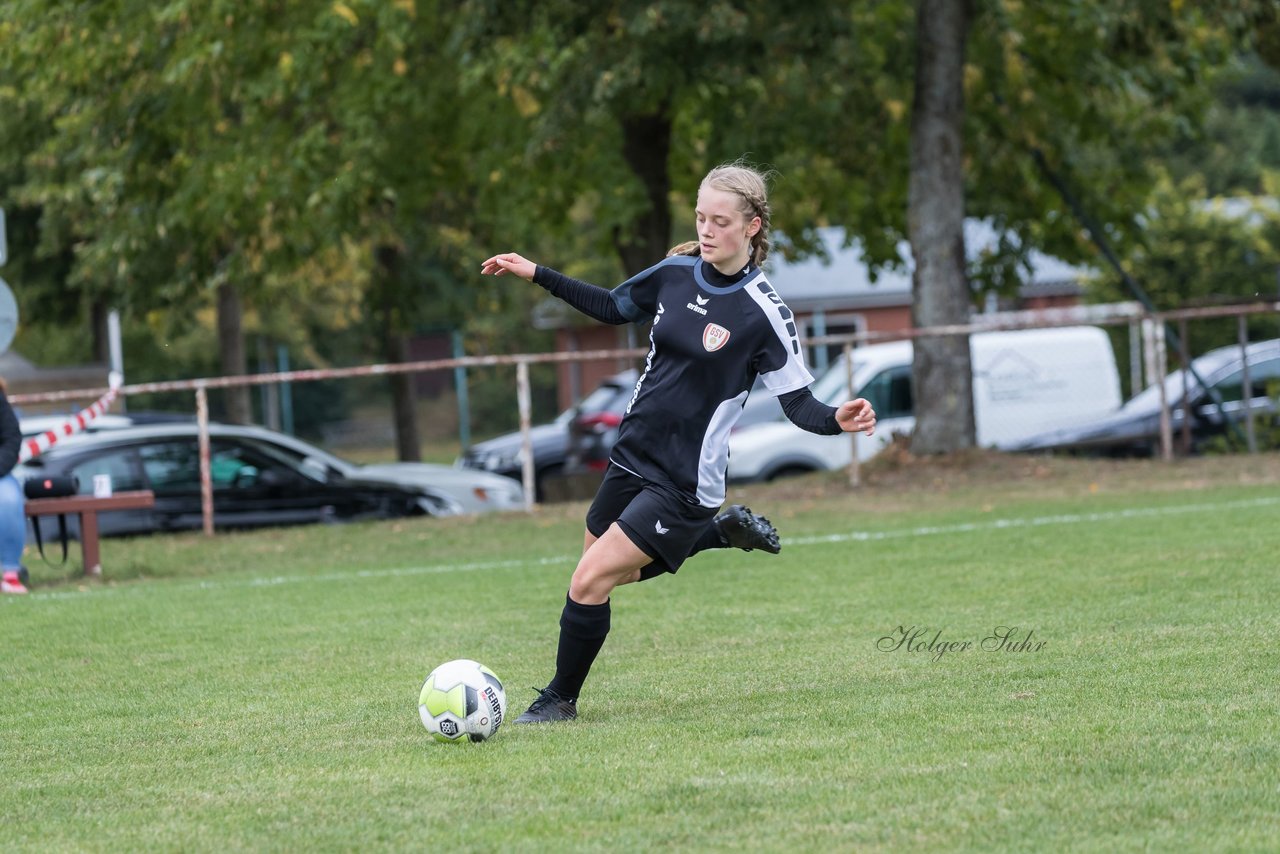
[835,398,876,436]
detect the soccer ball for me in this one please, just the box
[417,659,507,743]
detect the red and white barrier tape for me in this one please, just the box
[19,381,121,463]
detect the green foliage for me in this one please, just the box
[1089,172,1280,352]
[1155,54,1280,195]
[961,0,1276,292]
[460,1,916,270]
[2,0,1277,402]
[0,0,534,375]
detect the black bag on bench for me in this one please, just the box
[24,476,79,564]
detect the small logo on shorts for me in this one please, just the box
[702,323,731,352]
[654,520,669,535]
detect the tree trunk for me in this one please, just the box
[216,281,253,424]
[376,245,421,462]
[908,0,976,455]
[613,108,672,276]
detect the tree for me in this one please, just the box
[1,1,528,456]
[462,1,912,276]
[905,0,1277,453]
[909,0,976,455]
[1,1,346,413]
[5,0,1275,463]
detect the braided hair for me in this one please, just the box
[667,162,772,267]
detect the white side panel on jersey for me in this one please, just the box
[744,277,814,396]
[695,390,750,507]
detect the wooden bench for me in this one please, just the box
[24,491,157,576]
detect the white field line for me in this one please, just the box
[11,494,1279,603]
[785,494,1280,546]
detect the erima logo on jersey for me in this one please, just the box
[654,520,669,535]
[696,295,709,306]
[686,300,707,315]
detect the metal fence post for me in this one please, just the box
[1240,315,1257,454]
[1155,322,1173,461]
[452,330,470,451]
[196,383,214,536]
[516,359,535,511]
[1179,319,1191,454]
[1128,319,1144,395]
[844,341,860,488]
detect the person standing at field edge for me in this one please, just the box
[480,161,877,723]
[0,379,29,594]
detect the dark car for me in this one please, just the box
[1007,338,1280,456]
[563,373,782,475]
[562,372,644,475]
[15,424,462,539]
[458,370,638,499]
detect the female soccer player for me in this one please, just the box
[481,162,876,722]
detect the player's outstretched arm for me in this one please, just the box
[834,399,876,436]
[489,256,631,326]
[481,253,536,281]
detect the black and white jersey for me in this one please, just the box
[538,255,813,507]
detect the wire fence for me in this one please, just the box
[10,301,1280,534]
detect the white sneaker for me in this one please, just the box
[2,570,27,595]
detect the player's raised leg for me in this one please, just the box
[687,504,782,555]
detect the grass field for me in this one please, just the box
[3,453,1279,852]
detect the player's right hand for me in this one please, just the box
[480,253,536,281]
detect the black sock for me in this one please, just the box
[687,519,727,556]
[545,593,611,701]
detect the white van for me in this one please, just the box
[727,326,1123,481]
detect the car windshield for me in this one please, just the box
[1125,369,1199,412]
[241,435,355,478]
[553,378,632,426]
[810,354,855,405]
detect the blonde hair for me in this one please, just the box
[668,162,773,267]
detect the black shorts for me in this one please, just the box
[585,464,719,578]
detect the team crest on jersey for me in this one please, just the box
[702,323,731,352]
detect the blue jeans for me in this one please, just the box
[0,474,27,570]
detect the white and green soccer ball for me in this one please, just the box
[418,659,507,743]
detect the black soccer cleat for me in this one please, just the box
[714,504,781,554]
[514,687,579,724]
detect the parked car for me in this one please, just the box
[237,428,524,515]
[562,371,649,475]
[18,411,192,439]
[1007,338,1280,455]
[15,422,524,539]
[562,373,780,476]
[727,326,1124,481]
[458,370,638,499]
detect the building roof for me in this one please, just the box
[765,224,1092,312]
